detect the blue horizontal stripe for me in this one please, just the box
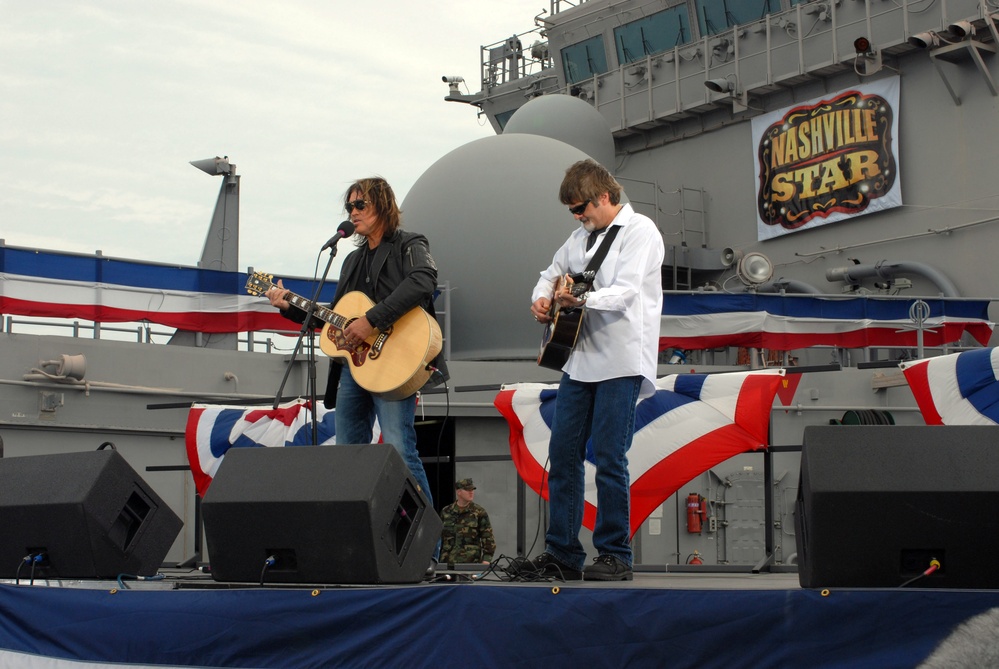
[1,247,337,303]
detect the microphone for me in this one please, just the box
[321,220,355,250]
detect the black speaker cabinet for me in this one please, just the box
[0,449,183,579]
[796,425,999,589]
[201,444,442,584]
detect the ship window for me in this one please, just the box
[561,36,608,85]
[694,0,782,35]
[614,6,692,64]
[495,109,517,131]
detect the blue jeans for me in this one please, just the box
[545,374,642,570]
[334,371,435,510]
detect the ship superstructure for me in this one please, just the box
[3,0,999,572]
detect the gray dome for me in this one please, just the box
[402,133,591,360]
[503,94,616,169]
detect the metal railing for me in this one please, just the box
[477,0,990,132]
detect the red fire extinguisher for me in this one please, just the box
[686,492,707,534]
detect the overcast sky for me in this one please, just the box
[1,0,546,277]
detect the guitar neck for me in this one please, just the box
[283,291,348,328]
[248,275,346,329]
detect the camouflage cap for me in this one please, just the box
[455,478,476,490]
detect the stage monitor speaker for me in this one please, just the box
[0,448,183,579]
[795,425,999,589]
[201,443,442,584]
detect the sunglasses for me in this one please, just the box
[568,200,590,216]
[346,199,369,214]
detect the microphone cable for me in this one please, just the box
[422,366,451,517]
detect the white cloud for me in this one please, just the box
[0,0,542,274]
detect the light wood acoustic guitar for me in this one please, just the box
[246,272,442,400]
[537,271,594,371]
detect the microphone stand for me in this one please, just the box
[272,244,341,446]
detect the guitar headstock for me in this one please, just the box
[567,270,594,297]
[245,271,275,296]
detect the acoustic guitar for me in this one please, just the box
[246,272,442,400]
[537,271,594,371]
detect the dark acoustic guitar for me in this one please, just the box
[537,270,594,371]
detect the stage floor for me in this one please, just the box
[4,561,804,591]
[4,566,999,668]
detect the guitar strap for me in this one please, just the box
[583,224,622,275]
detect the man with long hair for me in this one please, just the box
[267,177,445,554]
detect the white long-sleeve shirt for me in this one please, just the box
[532,203,665,399]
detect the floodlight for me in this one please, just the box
[908,31,939,49]
[737,252,774,286]
[705,78,733,93]
[949,20,975,38]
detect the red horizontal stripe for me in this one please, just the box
[661,322,991,350]
[0,297,303,334]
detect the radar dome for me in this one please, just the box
[503,94,615,168]
[402,133,590,360]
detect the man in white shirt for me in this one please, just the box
[520,159,664,581]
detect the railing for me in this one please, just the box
[2,314,279,351]
[587,0,986,132]
[478,0,990,132]
[480,27,551,91]
[2,282,455,358]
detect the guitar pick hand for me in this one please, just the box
[531,297,551,323]
[344,316,374,346]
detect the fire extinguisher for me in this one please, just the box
[686,492,707,533]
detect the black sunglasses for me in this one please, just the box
[568,200,590,216]
[346,199,369,214]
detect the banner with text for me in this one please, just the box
[753,77,902,240]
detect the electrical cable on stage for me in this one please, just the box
[500,554,577,583]
[14,553,46,585]
[259,555,277,586]
[899,558,942,588]
[116,573,166,590]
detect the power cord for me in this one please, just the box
[500,553,576,583]
[14,554,31,583]
[423,367,450,514]
[259,555,277,586]
[28,554,44,585]
[15,553,47,585]
[518,456,551,564]
[116,573,165,590]
[899,558,942,588]
[425,553,579,584]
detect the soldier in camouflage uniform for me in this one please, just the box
[439,479,497,565]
